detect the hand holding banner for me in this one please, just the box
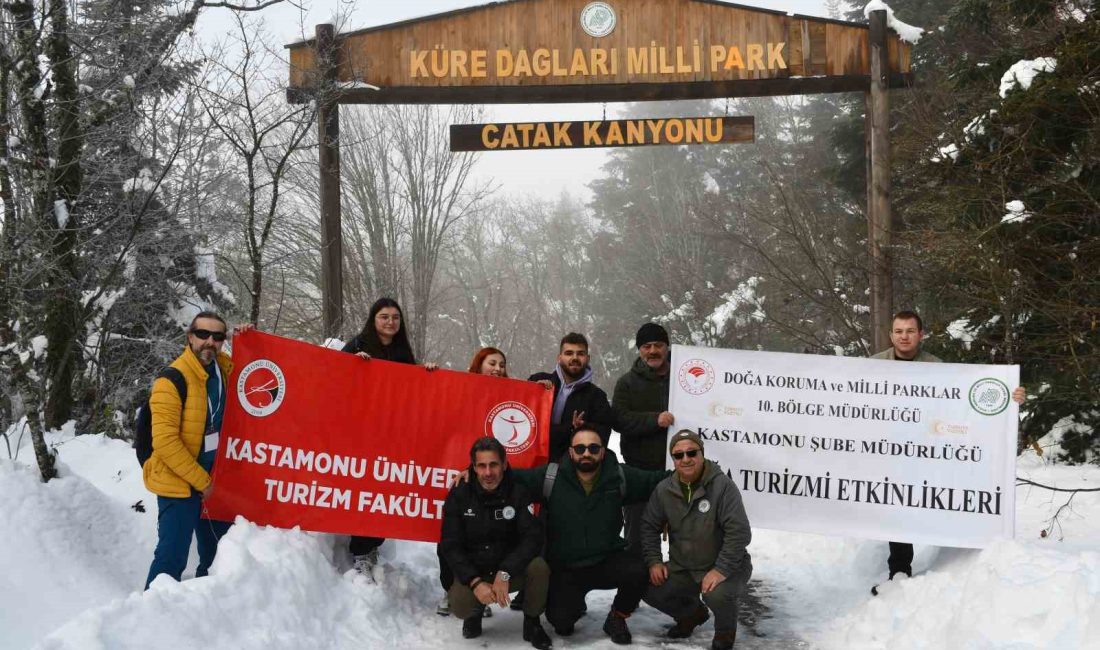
[205,331,551,542]
[670,345,1018,548]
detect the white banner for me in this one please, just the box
[669,345,1018,548]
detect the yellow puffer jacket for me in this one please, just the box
[142,345,233,498]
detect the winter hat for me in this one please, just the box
[669,429,704,454]
[635,322,670,349]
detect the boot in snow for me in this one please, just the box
[523,615,553,650]
[603,609,633,645]
[462,615,483,639]
[667,604,710,638]
[711,629,737,650]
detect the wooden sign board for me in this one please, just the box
[450,116,754,151]
[286,0,913,104]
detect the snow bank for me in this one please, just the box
[820,449,1100,649]
[39,521,458,650]
[4,429,1099,649]
[0,449,153,649]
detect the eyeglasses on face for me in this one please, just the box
[671,449,700,461]
[571,443,602,456]
[190,328,227,342]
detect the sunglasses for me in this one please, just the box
[671,449,700,461]
[571,443,603,455]
[191,328,227,342]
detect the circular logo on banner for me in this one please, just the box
[502,506,516,520]
[486,402,536,454]
[698,499,711,513]
[580,2,616,37]
[678,359,716,396]
[968,378,1010,416]
[237,359,286,417]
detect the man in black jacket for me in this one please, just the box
[528,332,616,460]
[440,437,553,649]
[612,322,676,552]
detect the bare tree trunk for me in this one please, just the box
[42,0,85,428]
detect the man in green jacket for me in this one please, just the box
[513,426,667,645]
[641,430,752,650]
[612,322,676,553]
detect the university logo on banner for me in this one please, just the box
[236,359,286,417]
[485,401,537,454]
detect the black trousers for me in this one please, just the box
[437,545,453,591]
[546,549,649,631]
[349,535,384,556]
[622,502,646,554]
[887,541,913,578]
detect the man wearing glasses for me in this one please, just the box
[143,311,247,589]
[512,426,667,645]
[640,430,752,650]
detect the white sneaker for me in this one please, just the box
[437,594,451,616]
[353,548,379,580]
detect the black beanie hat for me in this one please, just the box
[635,322,669,348]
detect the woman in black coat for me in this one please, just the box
[342,297,431,577]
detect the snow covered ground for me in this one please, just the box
[2,426,1097,650]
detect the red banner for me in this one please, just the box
[204,331,551,542]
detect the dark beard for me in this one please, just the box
[560,363,584,382]
[576,458,599,472]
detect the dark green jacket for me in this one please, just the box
[612,357,671,470]
[641,459,752,580]
[514,450,667,569]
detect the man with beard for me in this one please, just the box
[641,430,751,650]
[440,437,552,649]
[512,427,668,645]
[143,312,249,589]
[529,333,615,461]
[612,322,676,552]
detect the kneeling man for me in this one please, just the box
[440,437,553,649]
[642,430,752,650]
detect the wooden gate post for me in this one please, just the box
[317,23,343,340]
[867,9,893,352]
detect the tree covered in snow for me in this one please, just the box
[584,96,871,365]
[0,0,282,479]
[889,0,1099,461]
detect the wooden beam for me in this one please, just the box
[867,9,893,352]
[287,74,914,105]
[317,24,343,341]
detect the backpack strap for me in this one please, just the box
[542,462,559,500]
[160,367,187,407]
[617,463,626,498]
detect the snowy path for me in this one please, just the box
[2,429,1098,649]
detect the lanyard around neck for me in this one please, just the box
[207,363,223,428]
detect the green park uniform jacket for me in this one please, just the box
[513,450,667,569]
[640,459,752,581]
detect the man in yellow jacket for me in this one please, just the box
[143,311,238,589]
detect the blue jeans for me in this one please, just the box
[144,492,231,589]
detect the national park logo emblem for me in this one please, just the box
[678,359,716,396]
[580,2,616,38]
[968,378,1010,416]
